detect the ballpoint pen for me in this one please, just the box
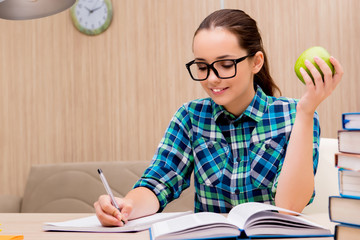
[97,168,126,225]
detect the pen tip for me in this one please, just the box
[97,169,102,174]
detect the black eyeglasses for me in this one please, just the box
[185,54,254,81]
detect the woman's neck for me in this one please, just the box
[224,87,256,117]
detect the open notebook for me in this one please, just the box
[43,211,191,232]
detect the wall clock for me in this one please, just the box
[70,0,113,36]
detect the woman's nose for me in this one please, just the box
[207,68,221,84]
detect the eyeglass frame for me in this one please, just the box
[185,53,255,81]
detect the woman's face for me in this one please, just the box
[193,28,258,116]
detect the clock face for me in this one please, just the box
[70,0,113,35]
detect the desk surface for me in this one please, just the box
[0,213,148,240]
[0,212,335,240]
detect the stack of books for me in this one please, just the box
[329,112,360,239]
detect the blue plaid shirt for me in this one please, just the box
[134,86,320,213]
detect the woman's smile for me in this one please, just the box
[211,87,229,94]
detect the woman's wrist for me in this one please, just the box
[124,187,159,219]
[296,101,316,119]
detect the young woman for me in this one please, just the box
[94,9,343,226]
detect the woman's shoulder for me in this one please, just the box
[254,86,298,113]
[170,98,213,128]
[172,98,215,122]
[266,95,298,110]
[262,95,299,119]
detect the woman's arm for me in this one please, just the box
[274,107,316,212]
[275,56,343,212]
[94,105,194,226]
[94,187,159,227]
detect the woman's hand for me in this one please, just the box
[94,195,133,227]
[94,187,159,227]
[297,56,343,115]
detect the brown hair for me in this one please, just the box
[194,9,281,96]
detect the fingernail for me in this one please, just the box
[313,56,320,61]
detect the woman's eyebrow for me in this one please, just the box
[194,55,234,62]
[194,57,206,61]
[216,55,233,59]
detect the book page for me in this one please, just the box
[151,212,239,239]
[227,202,299,229]
[245,211,321,229]
[43,211,192,232]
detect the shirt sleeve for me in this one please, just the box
[133,105,194,212]
[271,111,321,205]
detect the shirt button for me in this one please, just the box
[236,157,241,162]
[235,189,240,195]
[207,142,214,148]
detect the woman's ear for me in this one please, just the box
[252,51,264,74]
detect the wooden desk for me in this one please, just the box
[0,213,149,240]
[0,213,335,240]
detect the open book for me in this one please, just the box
[43,211,191,232]
[150,202,332,240]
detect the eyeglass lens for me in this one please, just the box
[189,60,236,80]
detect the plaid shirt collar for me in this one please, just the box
[211,85,269,124]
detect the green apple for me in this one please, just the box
[294,46,335,84]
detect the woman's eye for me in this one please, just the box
[196,63,208,71]
[221,64,233,69]
[220,61,234,68]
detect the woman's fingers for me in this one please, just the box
[300,67,315,90]
[94,201,123,227]
[117,198,133,223]
[329,56,344,87]
[94,195,125,227]
[313,57,334,94]
[298,56,343,114]
[304,59,323,88]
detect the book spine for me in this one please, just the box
[342,113,348,130]
[328,196,333,222]
[334,224,339,240]
[335,153,339,168]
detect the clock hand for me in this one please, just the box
[84,6,93,16]
[84,0,102,15]
[90,2,105,13]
